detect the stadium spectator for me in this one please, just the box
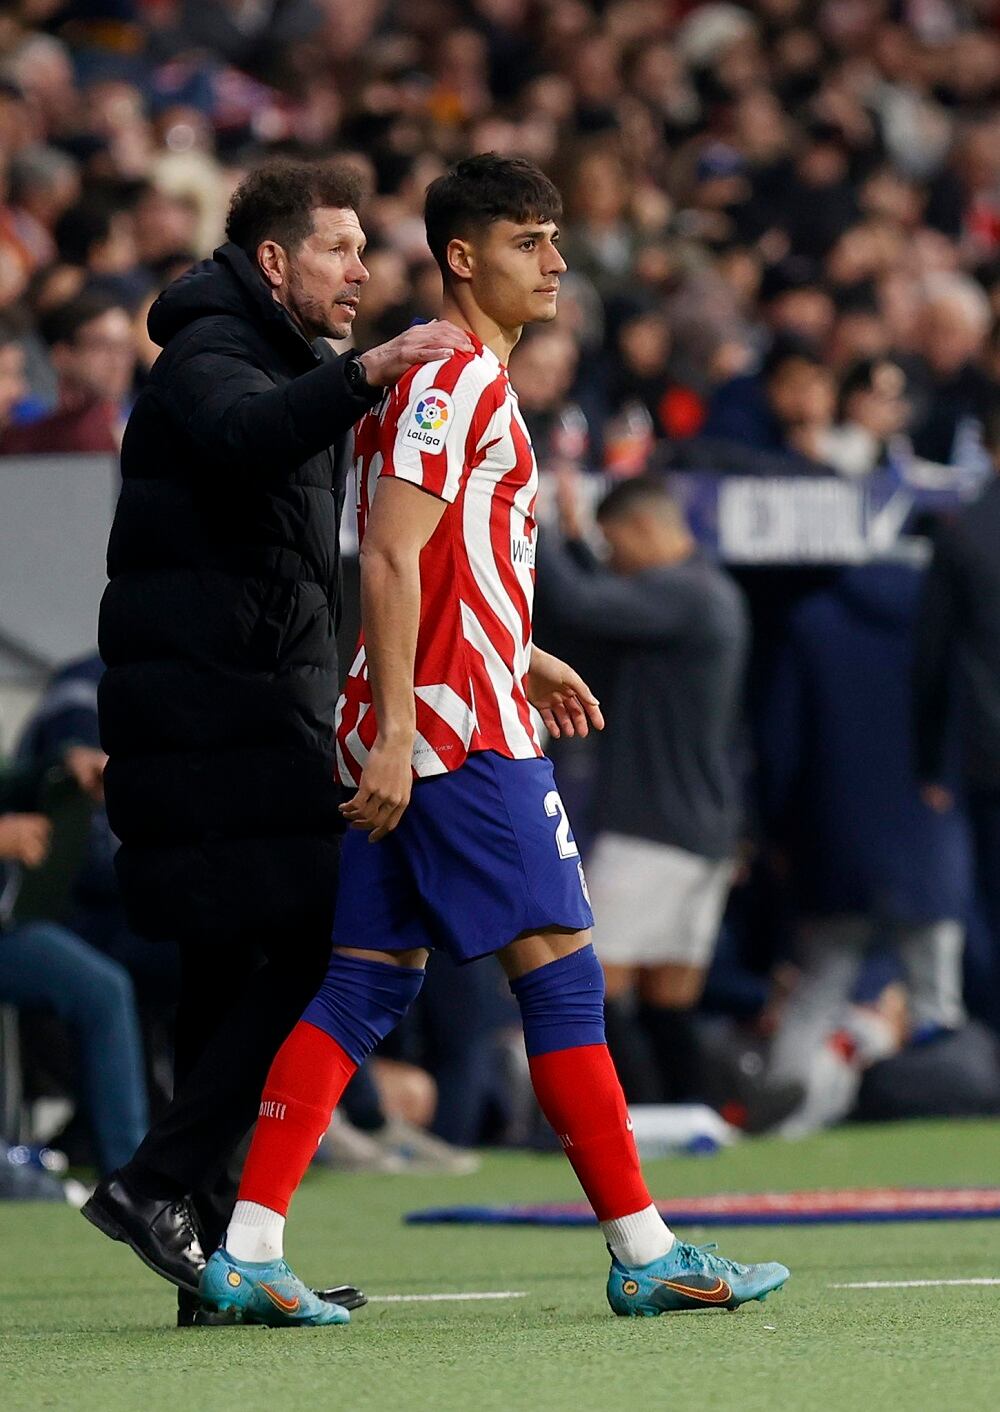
[759,562,972,1132]
[537,474,749,1104]
[1,290,135,454]
[914,407,1000,1032]
[508,323,589,472]
[6,146,81,274]
[0,747,148,1174]
[0,321,28,432]
[0,0,995,481]
[16,653,180,1034]
[818,357,912,479]
[700,338,838,471]
[908,273,994,473]
[606,305,707,444]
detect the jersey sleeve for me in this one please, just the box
[378,353,502,504]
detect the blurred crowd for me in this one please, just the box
[0,0,997,470]
[2,0,1000,1191]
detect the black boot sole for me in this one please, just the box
[81,1194,203,1296]
[179,1288,368,1328]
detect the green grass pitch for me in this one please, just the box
[2,1120,998,1412]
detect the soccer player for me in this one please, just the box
[200,154,790,1327]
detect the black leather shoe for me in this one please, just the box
[176,1284,368,1327]
[82,1171,206,1295]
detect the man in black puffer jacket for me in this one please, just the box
[82,160,470,1320]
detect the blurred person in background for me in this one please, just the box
[909,272,995,474]
[759,561,973,1133]
[0,319,28,433]
[915,406,1000,1033]
[537,474,749,1104]
[703,257,837,455]
[16,653,180,1102]
[1,289,134,453]
[606,304,707,445]
[827,283,896,373]
[508,322,588,469]
[818,357,912,480]
[0,740,148,1175]
[54,195,142,296]
[697,337,837,473]
[6,145,81,273]
[560,146,639,301]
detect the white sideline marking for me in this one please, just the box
[368,1291,528,1304]
[831,1279,1000,1290]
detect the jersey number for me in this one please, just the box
[544,790,579,860]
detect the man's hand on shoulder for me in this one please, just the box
[359,322,474,389]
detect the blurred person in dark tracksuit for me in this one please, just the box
[536,475,749,1102]
[760,562,973,1132]
[915,406,1000,1031]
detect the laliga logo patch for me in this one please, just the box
[403,390,455,453]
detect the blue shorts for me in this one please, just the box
[333,751,594,965]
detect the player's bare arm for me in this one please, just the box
[526,645,604,739]
[339,476,447,842]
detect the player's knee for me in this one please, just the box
[301,949,425,1066]
[509,942,607,1057]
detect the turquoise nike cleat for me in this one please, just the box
[200,1248,351,1327]
[607,1240,789,1316]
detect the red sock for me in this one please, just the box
[528,1043,651,1221]
[237,1020,357,1216]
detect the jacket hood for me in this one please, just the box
[147,243,320,363]
[836,561,922,630]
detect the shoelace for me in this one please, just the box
[673,1241,747,1278]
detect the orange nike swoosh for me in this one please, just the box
[651,1276,733,1304]
[259,1282,301,1314]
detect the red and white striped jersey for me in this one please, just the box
[335,336,542,784]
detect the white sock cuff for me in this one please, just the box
[231,1200,284,1229]
[601,1203,674,1267]
[225,1201,286,1262]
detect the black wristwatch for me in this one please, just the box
[344,352,380,403]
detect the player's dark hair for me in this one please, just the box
[38,288,127,348]
[424,153,562,277]
[226,159,366,259]
[596,474,683,526]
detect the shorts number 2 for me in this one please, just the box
[544,790,580,860]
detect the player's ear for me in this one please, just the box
[257,239,287,289]
[446,237,474,283]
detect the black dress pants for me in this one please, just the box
[124,924,332,1250]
